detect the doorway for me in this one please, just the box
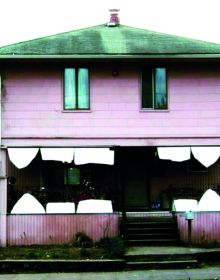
[118,147,153,211]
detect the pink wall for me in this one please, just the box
[176,212,220,245]
[2,65,220,147]
[7,214,119,246]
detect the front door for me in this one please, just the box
[119,147,151,211]
[124,163,149,210]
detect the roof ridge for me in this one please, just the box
[1,24,220,58]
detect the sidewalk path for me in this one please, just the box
[0,266,220,280]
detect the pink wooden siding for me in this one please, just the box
[176,212,220,245]
[7,214,120,246]
[2,66,220,147]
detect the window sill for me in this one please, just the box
[62,110,92,113]
[140,109,169,112]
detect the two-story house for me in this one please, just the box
[1,12,220,246]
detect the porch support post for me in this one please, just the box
[0,149,7,247]
[0,73,1,146]
[0,73,7,247]
[115,147,126,237]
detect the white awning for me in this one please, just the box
[40,148,74,163]
[191,146,220,168]
[157,147,191,162]
[74,148,114,165]
[8,148,39,169]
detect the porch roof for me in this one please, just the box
[1,25,220,59]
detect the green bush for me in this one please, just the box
[96,236,125,258]
[74,232,93,248]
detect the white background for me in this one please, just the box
[1,0,220,47]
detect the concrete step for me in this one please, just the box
[125,221,176,228]
[126,227,177,233]
[125,253,195,262]
[126,217,174,222]
[126,239,180,246]
[126,259,198,270]
[124,233,179,240]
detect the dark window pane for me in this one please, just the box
[64,68,76,109]
[155,68,167,109]
[142,69,153,109]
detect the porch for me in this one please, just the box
[1,146,220,246]
[6,146,219,214]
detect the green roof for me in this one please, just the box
[1,24,220,59]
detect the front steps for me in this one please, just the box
[122,212,198,269]
[123,212,180,246]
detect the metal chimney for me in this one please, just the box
[107,9,120,27]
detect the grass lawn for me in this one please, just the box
[0,245,109,260]
[0,235,125,260]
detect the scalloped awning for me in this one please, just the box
[157,146,220,168]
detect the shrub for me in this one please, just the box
[96,236,125,258]
[74,232,93,248]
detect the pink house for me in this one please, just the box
[1,13,220,247]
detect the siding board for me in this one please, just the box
[3,66,220,145]
[176,212,220,245]
[7,214,119,246]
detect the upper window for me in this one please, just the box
[64,68,90,110]
[141,68,167,110]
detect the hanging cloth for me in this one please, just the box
[8,148,39,169]
[40,148,74,163]
[191,146,220,168]
[157,147,191,162]
[74,148,114,165]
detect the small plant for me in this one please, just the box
[74,232,93,248]
[96,236,125,258]
[80,247,91,258]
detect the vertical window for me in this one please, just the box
[64,68,90,110]
[142,68,167,110]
